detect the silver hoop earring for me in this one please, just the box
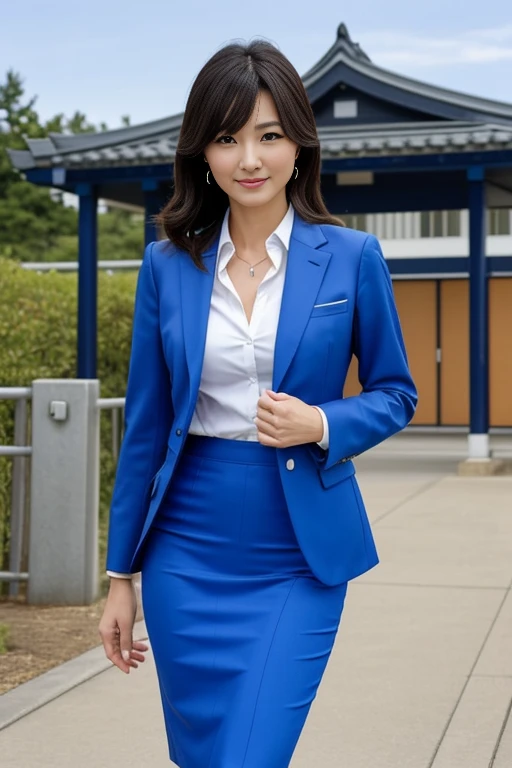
[294,166,298,180]
[206,170,211,185]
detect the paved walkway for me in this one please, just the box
[1,433,512,767]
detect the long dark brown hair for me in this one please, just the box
[156,39,344,269]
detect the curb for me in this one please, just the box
[0,618,148,731]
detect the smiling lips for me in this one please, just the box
[237,178,268,188]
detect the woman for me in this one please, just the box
[99,39,417,768]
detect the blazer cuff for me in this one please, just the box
[107,570,133,579]
[313,406,330,450]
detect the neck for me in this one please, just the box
[228,196,289,252]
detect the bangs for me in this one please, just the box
[206,72,263,141]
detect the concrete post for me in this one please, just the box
[28,379,100,605]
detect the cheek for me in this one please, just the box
[269,146,297,173]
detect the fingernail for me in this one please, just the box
[122,650,130,661]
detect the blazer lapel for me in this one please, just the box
[272,216,332,392]
[179,234,219,418]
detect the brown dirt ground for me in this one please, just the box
[0,579,143,695]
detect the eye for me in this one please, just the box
[215,135,235,144]
[262,132,283,141]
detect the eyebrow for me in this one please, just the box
[254,121,283,130]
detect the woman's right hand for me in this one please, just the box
[98,578,149,674]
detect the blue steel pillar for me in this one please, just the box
[76,184,98,378]
[143,179,162,245]
[467,167,489,458]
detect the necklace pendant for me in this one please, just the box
[249,267,255,277]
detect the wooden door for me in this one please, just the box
[343,280,438,425]
[489,277,512,427]
[440,280,469,425]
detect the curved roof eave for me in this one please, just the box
[303,47,512,124]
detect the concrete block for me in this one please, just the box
[458,458,512,476]
[28,379,100,605]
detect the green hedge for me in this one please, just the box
[0,258,139,588]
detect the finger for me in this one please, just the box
[265,390,290,401]
[110,637,131,673]
[132,641,149,651]
[255,408,276,427]
[257,392,275,412]
[129,650,147,662]
[119,625,134,666]
[254,418,274,437]
[257,430,280,447]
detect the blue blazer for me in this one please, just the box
[106,213,417,586]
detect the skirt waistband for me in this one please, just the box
[184,434,277,465]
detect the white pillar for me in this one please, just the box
[467,433,490,460]
[28,379,100,605]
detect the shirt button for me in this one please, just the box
[246,340,253,345]
[286,459,295,471]
[250,377,256,384]
[176,429,182,436]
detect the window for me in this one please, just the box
[488,208,511,235]
[340,213,367,231]
[334,100,358,119]
[420,211,461,237]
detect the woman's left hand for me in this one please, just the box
[255,390,324,448]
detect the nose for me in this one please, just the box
[239,143,262,171]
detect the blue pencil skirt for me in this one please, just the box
[140,435,348,768]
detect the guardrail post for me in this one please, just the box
[9,397,29,598]
[28,379,100,605]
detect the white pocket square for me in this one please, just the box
[313,299,348,309]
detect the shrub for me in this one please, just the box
[0,258,139,584]
[0,622,10,653]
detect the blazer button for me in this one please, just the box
[286,459,295,471]
[176,429,182,436]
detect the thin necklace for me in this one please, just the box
[234,251,269,277]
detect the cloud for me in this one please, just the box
[361,26,512,68]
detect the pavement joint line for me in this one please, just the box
[352,581,510,591]
[473,674,512,679]
[427,586,512,768]
[0,618,148,732]
[369,475,450,526]
[489,695,512,767]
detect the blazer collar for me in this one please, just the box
[179,212,332,415]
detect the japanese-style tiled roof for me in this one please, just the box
[8,23,512,173]
[302,23,512,124]
[8,122,512,171]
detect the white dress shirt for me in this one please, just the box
[107,202,329,579]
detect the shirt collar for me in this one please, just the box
[217,202,295,274]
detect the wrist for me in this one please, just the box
[109,576,133,588]
[310,406,324,443]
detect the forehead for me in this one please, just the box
[246,90,279,121]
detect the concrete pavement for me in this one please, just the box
[1,433,512,767]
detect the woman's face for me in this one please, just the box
[203,89,299,210]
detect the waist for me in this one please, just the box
[184,434,277,466]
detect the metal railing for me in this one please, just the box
[21,261,142,273]
[98,397,126,462]
[0,387,32,596]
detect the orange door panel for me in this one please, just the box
[393,281,437,425]
[440,280,469,425]
[343,280,438,425]
[489,278,512,427]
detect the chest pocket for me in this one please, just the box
[310,299,349,318]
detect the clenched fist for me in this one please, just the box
[254,390,324,448]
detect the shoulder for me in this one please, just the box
[142,238,182,280]
[319,224,382,270]
[320,223,376,252]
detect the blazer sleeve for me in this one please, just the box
[105,242,174,573]
[314,234,417,471]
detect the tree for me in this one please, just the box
[0,70,140,262]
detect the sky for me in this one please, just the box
[1,0,512,131]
